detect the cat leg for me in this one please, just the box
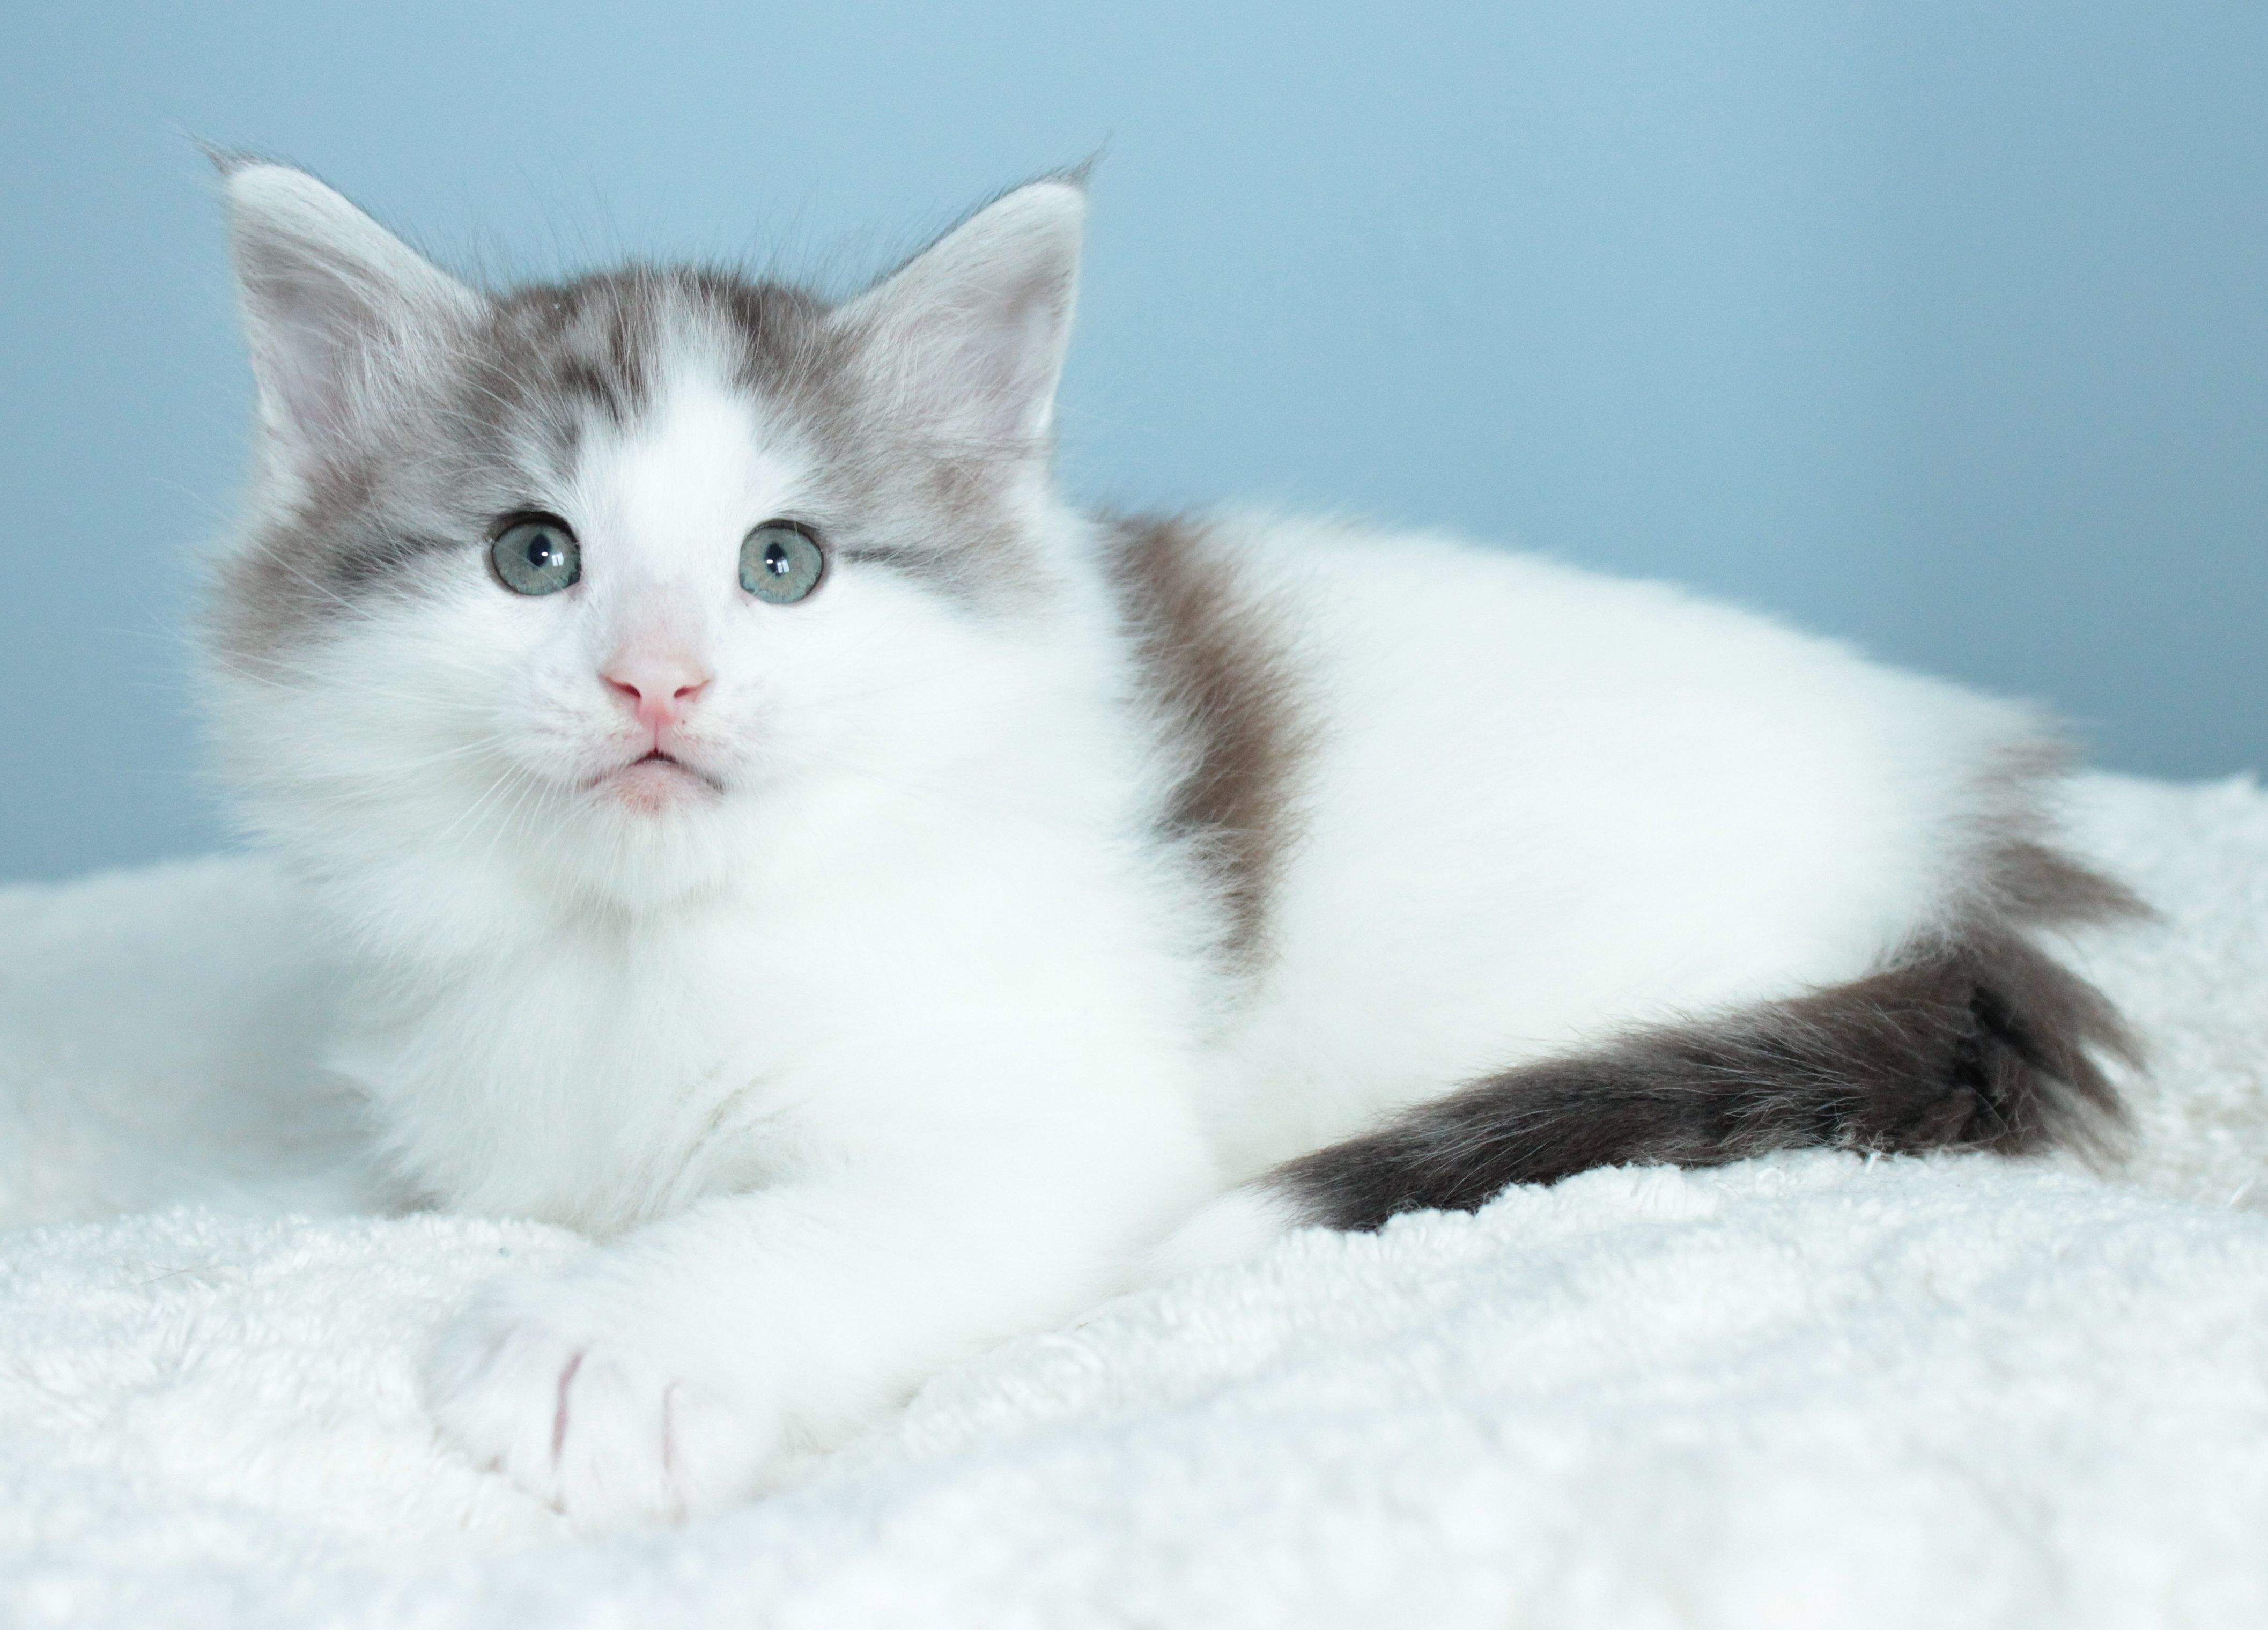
[425,1109,1211,1527]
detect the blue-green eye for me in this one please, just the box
[490,516,581,595]
[740,522,825,604]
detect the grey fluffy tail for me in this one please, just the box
[1263,846,2145,1235]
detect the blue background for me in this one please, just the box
[4,4,2263,880]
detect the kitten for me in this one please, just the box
[202,159,2138,1528]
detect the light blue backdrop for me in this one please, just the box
[4,4,2263,880]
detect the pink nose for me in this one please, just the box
[602,652,712,734]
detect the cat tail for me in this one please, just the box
[1151,843,2144,1277]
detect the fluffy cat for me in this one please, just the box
[201,159,2138,1528]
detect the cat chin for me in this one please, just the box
[560,800,746,900]
[487,830,744,922]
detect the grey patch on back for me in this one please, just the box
[1266,760,2147,1231]
[1105,515,1316,969]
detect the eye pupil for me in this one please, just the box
[527,536,553,567]
[764,541,791,576]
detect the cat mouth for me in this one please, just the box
[590,749,727,802]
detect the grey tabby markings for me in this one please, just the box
[1268,823,2146,1231]
[212,261,1051,674]
[1106,517,1315,968]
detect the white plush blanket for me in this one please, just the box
[3,775,2266,1629]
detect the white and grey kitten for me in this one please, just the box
[202,160,2137,1528]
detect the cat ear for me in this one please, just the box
[833,179,1085,453]
[219,159,481,468]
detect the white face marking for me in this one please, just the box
[228,346,1043,913]
[446,364,818,807]
[536,371,811,810]
[575,371,807,606]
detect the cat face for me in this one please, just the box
[204,164,1086,913]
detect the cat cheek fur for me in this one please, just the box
[202,159,2138,1524]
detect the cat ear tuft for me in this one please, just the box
[834,179,1087,454]
[221,161,480,468]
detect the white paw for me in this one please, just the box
[425,1271,777,1529]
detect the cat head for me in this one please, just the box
[202,160,1093,926]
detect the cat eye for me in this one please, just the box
[740,521,826,604]
[489,515,581,596]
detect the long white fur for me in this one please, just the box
[206,163,2054,1528]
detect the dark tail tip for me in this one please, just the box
[1271,906,2137,1234]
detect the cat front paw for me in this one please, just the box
[425,1271,777,1528]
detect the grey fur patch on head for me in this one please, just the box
[1105,516,1316,970]
[209,173,1091,673]
[1266,764,2148,1231]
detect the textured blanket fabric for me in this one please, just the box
[2,773,2265,1629]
